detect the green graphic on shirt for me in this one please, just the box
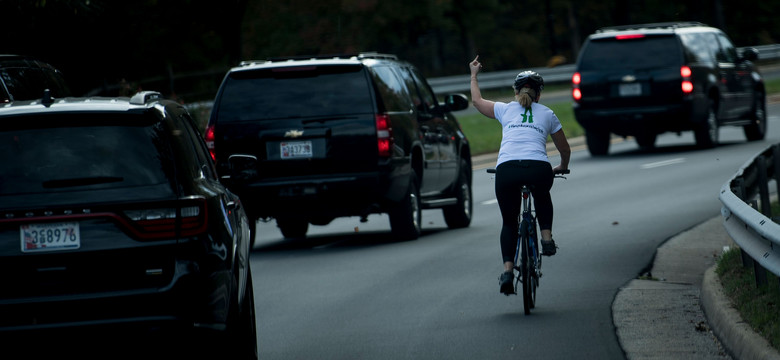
[521,107,533,123]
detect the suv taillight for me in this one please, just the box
[123,197,208,240]
[572,72,582,102]
[680,66,693,94]
[205,125,216,161]
[376,114,393,157]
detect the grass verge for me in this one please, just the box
[715,201,780,353]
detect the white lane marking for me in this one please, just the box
[640,158,686,169]
[482,199,498,205]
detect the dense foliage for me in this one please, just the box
[2,0,778,102]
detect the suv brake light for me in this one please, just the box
[572,72,582,102]
[680,66,693,94]
[123,197,208,239]
[205,125,216,161]
[376,114,393,157]
[616,34,645,40]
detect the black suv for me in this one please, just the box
[572,22,766,155]
[207,53,472,240]
[0,92,256,358]
[0,55,71,103]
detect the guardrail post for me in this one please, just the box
[754,262,769,287]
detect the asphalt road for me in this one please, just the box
[248,103,780,359]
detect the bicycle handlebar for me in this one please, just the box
[485,168,570,175]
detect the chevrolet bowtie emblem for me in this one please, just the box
[284,130,304,138]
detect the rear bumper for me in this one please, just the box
[0,257,232,333]
[229,169,411,219]
[574,100,701,136]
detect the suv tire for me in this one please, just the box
[389,170,422,240]
[586,130,610,156]
[277,217,309,239]
[744,92,767,141]
[695,99,719,148]
[226,268,258,360]
[443,159,472,229]
[635,133,657,150]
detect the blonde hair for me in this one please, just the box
[515,87,537,108]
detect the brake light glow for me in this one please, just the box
[680,66,693,94]
[205,125,216,161]
[376,114,393,157]
[616,34,645,40]
[572,88,582,101]
[572,72,582,102]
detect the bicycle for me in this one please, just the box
[487,167,569,315]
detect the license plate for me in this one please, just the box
[280,141,312,159]
[21,222,81,252]
[619,83,642,97]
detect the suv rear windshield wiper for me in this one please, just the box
[42,176,124,188]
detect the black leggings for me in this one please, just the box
[495,160,554,263]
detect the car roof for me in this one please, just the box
[589,22,719,40]
[229,52,407,72]
[0,91,173,117]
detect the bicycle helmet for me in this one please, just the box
[513,70,544,94]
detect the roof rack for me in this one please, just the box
[596,22,707,33]
[130,91,162,105]
[240,52,398,66]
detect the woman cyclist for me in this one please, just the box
[469,56,571,295]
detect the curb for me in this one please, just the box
[702,266,780,360]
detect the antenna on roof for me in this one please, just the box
[41,89,54,107]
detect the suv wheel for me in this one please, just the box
[635,133,657,150]
[585,130,610,156]
[443,159,472,229]
[744,92,767,141]
[695,99,719,148]
[389,171,421,240]
[277,217,309,239]
[226,268,258,360]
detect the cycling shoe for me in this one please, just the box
[499,271,515,295]
[541,239,558,256]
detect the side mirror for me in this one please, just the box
[442,93,469,112]
[228,154,259,181]
[740,47,759,62]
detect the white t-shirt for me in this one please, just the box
[493,101,562,166]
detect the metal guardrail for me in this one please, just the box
[720,143,780,286]
[430,44,780,94]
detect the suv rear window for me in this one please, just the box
[579,36,682,71]
[215,65,374,122]
[0,114,173,195]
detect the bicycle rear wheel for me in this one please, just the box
[519,219,535,315]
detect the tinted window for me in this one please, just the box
[370,66,411,112]
[679,32,714,63]
[0,114,173,195]
[216,65,374,122]
[0,67,48,101]
[579,36,682,70]
[715,33,737,63]
[409,68,437,112]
